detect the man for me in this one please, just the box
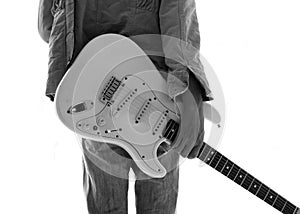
[38,0,213,213]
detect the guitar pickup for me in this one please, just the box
[135,99,151,124]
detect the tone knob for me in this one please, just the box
[97,117,106,126]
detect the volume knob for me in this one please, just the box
[97,117,106,126]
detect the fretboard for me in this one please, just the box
[197,142,299,214]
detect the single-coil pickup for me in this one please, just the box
[152,110,169,135]
[101,76,121,102]
[135,98,153,124]
[112,90,136,116]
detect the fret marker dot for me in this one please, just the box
[239,175,243,178]
[226,166,229,169]
[207,158,210,161]
[254,185,257,188]
[270,196,273,199]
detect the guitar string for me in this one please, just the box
[113,88,179,145]
[114,77,194,124]
[116,82,167,112]
[111,85,173,119]
[104,86,180,140]
[97,78,181,141]
[104,75,177,115]
[114,82,181,120]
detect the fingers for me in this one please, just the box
[187,131,205,159]
[180,144,192,158]
[174,136,197,158]
[172,138,184,154]
[173,123,203,158]
[187,144,201,159]
[180,130,199,158]
[171,117,187,150]
[171,122,194,155]
[172,131,195,158]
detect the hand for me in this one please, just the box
[48,93,55,102]
[172,88,203,158]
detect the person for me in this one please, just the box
[38,0,213,213]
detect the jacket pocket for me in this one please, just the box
[136,0,159,13]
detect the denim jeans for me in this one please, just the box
[82,147,179,214]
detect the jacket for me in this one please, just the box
[38,0,212,102]
[38,0,213,164]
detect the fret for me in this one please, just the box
[221,159,234,176]
[215,155,227,172]
[263,189,270,201]
[209,152,222,168]
[234,168,247,185]
[165,120,177,141]
[272,194,279,206]
[264,189,277,205]
[168,122,179,142]
[282,201,298,214]
[240,173,248,186]
[281,201,288,213]
[214,153,223,169]
[196,143,206,159]
[204,147,217,165]
[198,144,212,162]
[164,119,173,134]
[241,174,255,190]
[233,168,241,181]
[248,179,262,195]
[220,159,228,172]
[227,164,240,180]
[256,184,270,200]
[273,195,287,212]
[255,182,263,196]
[247,178,255,191]
[162,120,173,140]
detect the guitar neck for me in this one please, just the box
[197,142,299,214]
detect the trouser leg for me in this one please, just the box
[82,153,130,214]
[132,148,180,214]
[134,166,179,214]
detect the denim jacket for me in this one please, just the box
[38,0,213,165]
[38,0,212,102]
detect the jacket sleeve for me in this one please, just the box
[38,0,55,43]
[159,0,212,102]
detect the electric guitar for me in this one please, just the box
[55,34,299,214]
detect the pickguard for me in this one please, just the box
[111,75,173,146]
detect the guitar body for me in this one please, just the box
[55,34,299,213]
[55,34,180,178]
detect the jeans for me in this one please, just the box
[82,148,179,214]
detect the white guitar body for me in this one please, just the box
[54,34,300,214]
[55,34,181,178]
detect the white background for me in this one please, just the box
[0,0,299,213]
